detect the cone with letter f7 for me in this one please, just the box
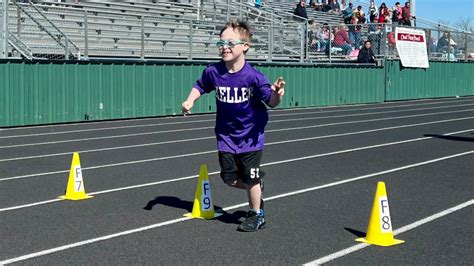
[355,182,404,246]
[184,165,222,219]
[59,152,93,201]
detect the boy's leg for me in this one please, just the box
[239,183,266,232]
[219,151,245,188]
[246,182,262,211]
[237,151,266,232]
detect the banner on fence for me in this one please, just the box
[396,27,429,68]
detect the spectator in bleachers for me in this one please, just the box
[308,20,328,52]
[429,37,437,54]
[343,2,354,24]
[348,16,362,49]
[310,0,324,11]
[368,1,379,23]
[333,24,352,54]
[308,20,319,51]
[248,0,266,21]
[378,3,389,24]
[294,0,308,21]
[322,0,333,12]
[254,0,266,9]
[387,29,396,51]
[328,0,340,14]
[368,21,384,54]
[392,2,403,24]
[369,17,379,32]
[318,23,331,52]
[340,0,347,12]
[387,27,397,55]
[385,9,393,24]
[353,5,366,24]
[437,32,457,54]
[401,2,411,26]
[357,40,376,63]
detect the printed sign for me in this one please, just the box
[74,166,84,192]
[378,196,393,232]
[396,27,429,68]
[201,181,212,211]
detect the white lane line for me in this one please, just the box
[1,155,473,265]
[1,119,472,182]
[268,98,474,117]
[1,96,470,133]
[1,130,472,211]
[1,107,473,149]
[0,136,215,162]
[0,119,215,139]
[2,101,473,140]
[1,115,473,163]
[0,199,63,212]
[0,112,471,181]
[305,199,474,265]
[0,216,194,265]
[0,126,214,149]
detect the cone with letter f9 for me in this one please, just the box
[59,152,93,201]
[184,165,222,219]
[355,182,404,246]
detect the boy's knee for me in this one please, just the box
[225,180,239,187]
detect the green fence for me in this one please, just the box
[385,60,474,101]
[0,59,472,127]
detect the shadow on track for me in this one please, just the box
[424,134,474,143]
[344,227,366,238]
[143,196,247,225]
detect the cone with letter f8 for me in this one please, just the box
[355,182,404,246]
[184,165,222,219]
[59,152,93,201]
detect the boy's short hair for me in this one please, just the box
[220,20,253,42]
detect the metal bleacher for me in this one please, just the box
[6,0,313,61]
[266,0,344,26]
[8,0,217,59]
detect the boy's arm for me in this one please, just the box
[267,77,285,108]
[181,87,201,115]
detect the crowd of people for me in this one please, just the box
[296,0,417,62]
[294,0,413,26]
[249,1,461,62]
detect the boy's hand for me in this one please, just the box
[272,77,286,96]
[181,101,193,115]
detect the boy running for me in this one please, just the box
[181,20,285,232]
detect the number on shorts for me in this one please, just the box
[250,168,260,179]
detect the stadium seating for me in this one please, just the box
[8,0,308,61]
[16,0,464,63]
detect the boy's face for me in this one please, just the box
[219,28,249,62]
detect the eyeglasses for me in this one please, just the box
[216,40,247,48]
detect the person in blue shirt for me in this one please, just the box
[343,2,353,24]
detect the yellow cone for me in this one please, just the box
[355,182,404,246]
[58,153,93,201]
[184,165,222,219]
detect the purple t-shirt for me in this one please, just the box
[194,61,273,154]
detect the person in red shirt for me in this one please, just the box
[333,24,352,54]
[378,2,389,23]
[401,1,411,26]
[392,2,403,24]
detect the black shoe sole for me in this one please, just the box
[237,221,266,232]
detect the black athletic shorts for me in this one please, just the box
[218,150,265,185]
